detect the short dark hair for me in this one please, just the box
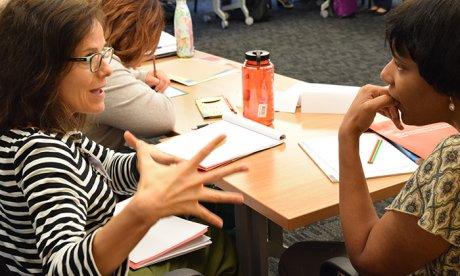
[0,0,104,134]
[386,0,460,98]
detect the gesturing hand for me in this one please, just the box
[123,131,247,228]
[340,84,403,138]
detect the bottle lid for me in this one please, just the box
[245,50,270,62]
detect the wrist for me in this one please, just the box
[338,125,361,142]
[125,194,159,227]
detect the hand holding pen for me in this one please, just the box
[145,59,171,92]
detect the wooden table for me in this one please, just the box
[150,52,411,275]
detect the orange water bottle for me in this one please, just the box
[242,50,274,126]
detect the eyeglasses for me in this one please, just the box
[69,47,114,73]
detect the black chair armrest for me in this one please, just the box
[320,256,359,276]
[162,268,203,276]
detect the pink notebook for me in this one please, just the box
[370,121,458,159]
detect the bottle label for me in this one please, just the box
[257,104,267,118]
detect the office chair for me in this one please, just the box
[212,0,253,28]
[320,256,359,276]
[163,268,203,276]
[0,256,200,276]
[196,0,253,28]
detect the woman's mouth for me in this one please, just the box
[90,88,104,95]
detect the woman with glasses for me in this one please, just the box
[85,0,175,150]
[0,0,246,274]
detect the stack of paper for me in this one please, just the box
[299,132,418,182]
[114,199,211,270]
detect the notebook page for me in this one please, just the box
[156,119,283,170]
[299,132,418,182]
[223,113,285,140]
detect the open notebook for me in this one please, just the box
[299,132,418,182]
[154,31,177,58]
[156,113,286,170]
[114,199,211,270]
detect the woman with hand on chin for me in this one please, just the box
[0,1,246,275]
[279,0,460,274]
[85,0,175,150]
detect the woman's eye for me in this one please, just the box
[394,62,404,71]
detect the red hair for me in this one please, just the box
[102,0,164,67]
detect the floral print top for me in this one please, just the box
[386,134,460,275]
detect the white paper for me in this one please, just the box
[222,113,285,140]
[156,114,285,170]
[274,88,300,113]
[163,86,187,98]
[299,132,418,182]
[114,199,210,268]
[154,31,177,57]
[148,235,211,266]
[298,83,360,114]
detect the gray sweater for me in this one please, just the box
[85,56,175,150]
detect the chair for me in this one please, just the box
[196,0,253,28]
[320,256,359,276]
[212,0,253,28]
[163,268,203,276]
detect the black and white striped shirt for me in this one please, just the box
[0,128,139,275]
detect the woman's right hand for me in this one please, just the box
[123,131,247,228]
[339,84,403,139]
[145,70,170,93]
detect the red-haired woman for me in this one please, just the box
[86,0,175,151]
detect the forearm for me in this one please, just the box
[92,199,155,275]
[338,131,379,260]
[101,88,175,137]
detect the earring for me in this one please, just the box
[449,97,456,112]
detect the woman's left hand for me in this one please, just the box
[339,84,403,139]
[145,70,170,93]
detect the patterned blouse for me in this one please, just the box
[386,134,460,275]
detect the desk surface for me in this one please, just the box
[151,52,410,230]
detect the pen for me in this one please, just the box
[367,139,383,164]
[201,98,221,104]
[223,96,237,114]
[390,141,422,164]
[152,57,157,78]
[191,123,208,130]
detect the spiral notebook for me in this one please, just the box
[156,113,286,170]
